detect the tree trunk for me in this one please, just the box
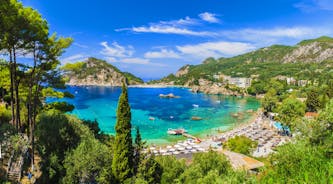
[9,49,16,128]
[13,47,21,132]
[31,79,41,170]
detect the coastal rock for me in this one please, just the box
[191,116,203,120]
[159,93,180,98]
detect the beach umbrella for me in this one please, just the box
[186,146,193,150]
[153,150,159,154]
[169,148,176,152]
[190,149,197,153]
[193,145,201,149]
[174,145,181,148]
[198,148,205,152]
[177,147,185,151]
[160,149,167,154]
[173,151,180,155]
[166,145,172,149]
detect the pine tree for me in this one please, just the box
[112,83,134,183]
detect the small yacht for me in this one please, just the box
[192,104,199,108]
[149,117,155,121]
[167,128,187,135]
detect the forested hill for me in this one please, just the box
[153,36,333,85]
[61,57,144,86]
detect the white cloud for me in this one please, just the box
[218,27,332,45]
[144,49,180,59]
[61,54,88,64]
[315,0,333,10]
[128,25,215,36]
[115,14,219,37]
[159,16,198,26]
[120,57,150,65]
[295,0,333,11]
[176,41,256,59]
[100,41,134,58]
[103,56,147,65]
[199,12,220,23]
[73,42,88,48]
[104,57,117,62]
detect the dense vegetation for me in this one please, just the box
[224,136,258,155]
[1,0,333,183]
[154,37,333,88]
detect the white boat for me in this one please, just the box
[192,104,199,108]
[167,128,187,135]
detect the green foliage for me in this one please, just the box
[277,96,306,128]
[0,103,11,124]
[154,37,333,91]
[45,101,74,112]
[35,110,81,183]
[123,72,144,84]
[112,84,134,182]
[82,119,111,143]
[155,156,186,184]
[177,151,255,184]
[261,141,333,184]
[224,135,258,155]
[137,156,163,184]
[61,57,143,84]
[63,137,114,184]
[261,89,278,113]
[134,127,146,174]
[300,99,333,154]
[298,36,333,46]
[305,88,321,112]
[61,62,86,73]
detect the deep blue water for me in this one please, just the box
[55,86,260,144]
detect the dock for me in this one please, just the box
[182,133,202,142]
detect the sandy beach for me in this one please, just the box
[148,109,291,158]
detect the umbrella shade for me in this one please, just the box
[177,147,185,151]
[169,148,176,152]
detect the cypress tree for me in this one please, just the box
[134,127,146,174]
[112,83,134,183]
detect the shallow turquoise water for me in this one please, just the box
[59,86,260,144]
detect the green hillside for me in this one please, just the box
[154,36,333,85]
[61,57,143,84]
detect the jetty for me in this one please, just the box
[182,133,202,143]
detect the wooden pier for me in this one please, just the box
[182,133,202,143]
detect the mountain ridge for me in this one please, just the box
[150,36,333,95]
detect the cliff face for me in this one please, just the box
[282,41,333,63]
[62,57,143,86]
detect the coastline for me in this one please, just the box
[147,109,261,146]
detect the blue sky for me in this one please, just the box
[21,0,333,80]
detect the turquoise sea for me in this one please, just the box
[59,86,260,144]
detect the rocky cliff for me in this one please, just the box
[62,57,143,86]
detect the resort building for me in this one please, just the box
[224,76,252,88]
